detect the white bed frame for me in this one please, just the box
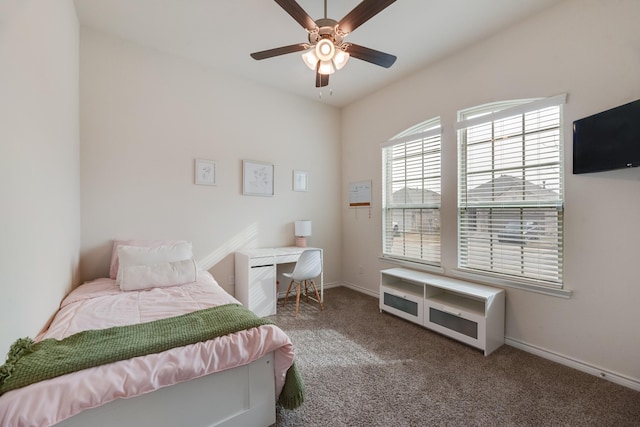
[54,353,276,427]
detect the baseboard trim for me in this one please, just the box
[339,283,640,392]
[341,282,379,298]
[505,338,640,392]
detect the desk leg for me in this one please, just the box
[320,251,324,303]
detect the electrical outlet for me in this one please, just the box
[358,265,364,275]
[228,275,235,285]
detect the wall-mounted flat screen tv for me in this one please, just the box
[572,99,640,174]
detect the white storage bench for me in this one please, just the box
[380,268,505,356]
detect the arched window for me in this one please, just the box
[382,118,442,266]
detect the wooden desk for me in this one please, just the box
[235,247,323,317]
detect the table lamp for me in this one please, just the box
[294,220,312,247]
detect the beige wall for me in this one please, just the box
[2,0,638,391]
[341,0,640,384]
[79,29,342,294]
[0,0,80,352]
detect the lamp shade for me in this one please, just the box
[295,220,312,237]
[333,50,350,70]
[317,60,335,75]
[315,39,335,61]
[302,49,319,70]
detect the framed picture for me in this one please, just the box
[195,159,216,186]
[293,170,308,192]
[243,160,274,196]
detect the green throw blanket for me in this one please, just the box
[0,303,304,409]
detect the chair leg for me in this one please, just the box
[303,280,310,302]
[284,278,322,316]
[282,279,295,307]
[309,280,324,311]
[295,281,302,317]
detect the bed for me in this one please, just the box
[0,240,302,427]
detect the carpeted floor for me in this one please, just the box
[270,286,640,426]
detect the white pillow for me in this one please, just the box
[116,242,193,287]
[109,239,189,279]
[118,259,198,291]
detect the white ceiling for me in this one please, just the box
[73,0,562,107]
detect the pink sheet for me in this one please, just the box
[0,272,294,427]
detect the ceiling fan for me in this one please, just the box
[250,0,397,88]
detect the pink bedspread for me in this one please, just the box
[0,272,294,427]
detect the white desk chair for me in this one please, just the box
[282,249,324,317]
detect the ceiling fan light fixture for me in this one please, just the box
[318,60,335,75]
[315,38,335,61]
[333,49,350,70]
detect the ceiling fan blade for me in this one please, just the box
[315,72,329,88]
[338,0,396,35]
[345,43,397,68]
[274,0,317,31]
[250,43,308,60]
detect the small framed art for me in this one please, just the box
[293,170,308,192]
[195,159,216,186]
[243,160,274,196]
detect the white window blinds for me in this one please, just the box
[382,119,441,266]
[457,95,565,286]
